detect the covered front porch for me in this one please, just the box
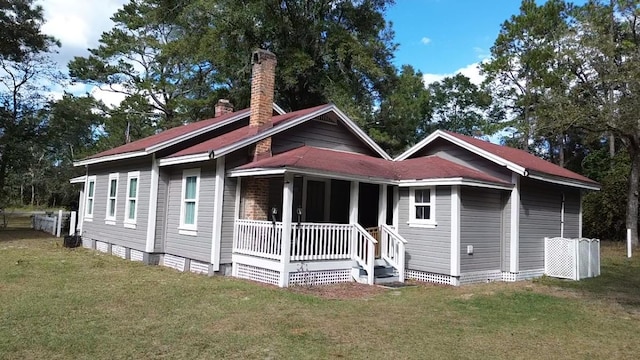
[229,171,407,287]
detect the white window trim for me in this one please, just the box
[105,173,119,224]
[179,168,200,236]
[85,175,97,221]
[408,186,437,228]
[124,171,140,229]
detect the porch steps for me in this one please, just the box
[355,264,399,284]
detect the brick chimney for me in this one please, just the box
[214,99,233,117]
[249,49,277,161]
[244,49,276,221]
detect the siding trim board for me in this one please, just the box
[450,185,460,277]
[211,156,226,270]
[510,173,520,272]
[146,156,159,252]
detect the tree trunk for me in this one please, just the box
[31,184,35,207]
[609,133,615,158]
[627,146,640,247]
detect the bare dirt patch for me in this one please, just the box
[288,282,388,300]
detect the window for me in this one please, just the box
[408,186,436,227]
[124,171,140,229]
[179,168,200,235]
[105,173,119,224]
[85,176,96,220]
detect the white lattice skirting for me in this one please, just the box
[95,241,109,253]
[82,238,92,249]
[236,264,281,286]
[130,249,144,262]
[289,269,352,286]
[459,270,503,285]
[406,269,456,285]
[162,254,186,272]
[190,260,210,274]
[111,245,126,259]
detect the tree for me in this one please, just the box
[425,74,499,137]
[0,0,59,206]
[371,65,429,154]
[70,0,399,134]
[0,0,57,62]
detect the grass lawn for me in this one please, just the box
[1,229,639,359]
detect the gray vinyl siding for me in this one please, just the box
[415,139,512,183]
[397,186,452,275]
[82,157,152,251]
[502,193,511,270]
[220,152,247,264]
[272,119,377,156]
[459,188,503,273]
[154,169,170,253]
[163,162,216,262]
[563,190,581,238]
[519,178,563,270]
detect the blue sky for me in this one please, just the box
[385,0,527,83]
[39,0,570,103]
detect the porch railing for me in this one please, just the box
[234,219,282,260]
[353,223,378,285]
[380,224,407,282]
[232,220,385,285]
[291,223,352,261]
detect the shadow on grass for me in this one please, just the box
[537,241,640,308]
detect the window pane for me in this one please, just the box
[185,176,197,199]
[109,179,117,197]
[415,205,430,220]
[128,200,136,219]
[109,199,116,216]
[88,182,95,197]
[184,201,196,224]
[88,199,93,215]
[129,178,138,198]
[415,189,430,203]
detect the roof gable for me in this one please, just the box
[159,104,391,165]
[396,130,599,190]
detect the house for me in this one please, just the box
[71,50,600,287]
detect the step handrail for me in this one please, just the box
[380,224,407,282]
[353,223,377,285]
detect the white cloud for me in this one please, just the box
[91,85,128,108]
[421,37,432,45]
[39,0,128,68]
[422,62,485,87]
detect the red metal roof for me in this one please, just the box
[168,104,331,158]
[86,108,250,159]
[442,131,598,185]
[235,146,510,185]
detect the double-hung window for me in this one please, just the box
[179,168,200,235]
[408,187,436,227]
[85,176,96,220]
[105,173,119,224]
[124,171,140,229]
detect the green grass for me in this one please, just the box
[1,233,639,359]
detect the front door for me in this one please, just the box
[305,180,325,222]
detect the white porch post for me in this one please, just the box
[349,181,359,224]
[280,172,294,287]
[392,186,399,229]
[378,184,387,227]
[349,181,359,258]
[211,156,225,271]
[578,191,583,238]
[510,173,520,273]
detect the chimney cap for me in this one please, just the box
[252,49,277,65]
